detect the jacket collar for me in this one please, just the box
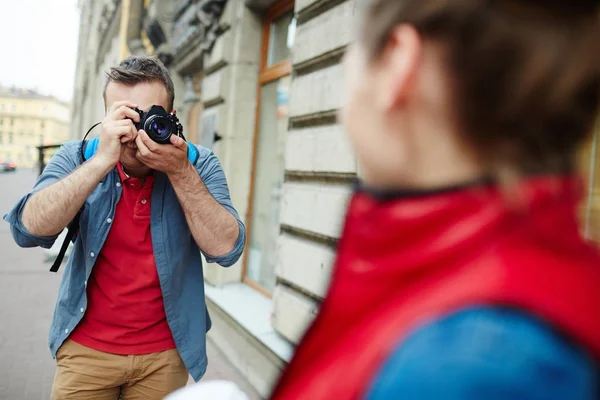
[340,175,584,278]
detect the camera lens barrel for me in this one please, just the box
[132,105,181,144]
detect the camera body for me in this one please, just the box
[131,105,184,144]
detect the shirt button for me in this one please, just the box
[141,199,147,204]
[80,308,84,313]
[106,218,112,224]
[90,252,95,258]
[65,328,69,334]
[116,182,121,187]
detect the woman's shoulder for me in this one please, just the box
[366,307,598,399]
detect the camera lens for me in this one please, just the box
[144,115,174,144]
[151,120,168,137]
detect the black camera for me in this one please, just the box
[130,105,184,144]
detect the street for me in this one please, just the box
[0,169,260,400]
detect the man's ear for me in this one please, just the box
[377,24,423,111]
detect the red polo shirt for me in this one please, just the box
[70,163,176,354]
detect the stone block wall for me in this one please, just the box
[271,0,360,344]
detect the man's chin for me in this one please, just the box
[120,155,150,174]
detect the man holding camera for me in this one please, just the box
[4,56,245,399]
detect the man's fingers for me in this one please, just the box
[169,134,187,150]
[121,128,138,143]
[108,101,138,114]
[135,133,151,157]
[131,124,139,142]
[113,119,137,127]
[110,106,141,123]
[113,126,135,141]
[139,130,159,152]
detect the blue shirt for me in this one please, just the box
[367,307,598,399]
[3,140,246,381]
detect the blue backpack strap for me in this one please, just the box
[187,143,199,164]
[82,137,100,161]
[83,136,200,164]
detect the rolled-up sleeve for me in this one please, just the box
[3,142,79,249]
[195,148,246,267]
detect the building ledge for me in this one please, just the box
[204,282,294,363]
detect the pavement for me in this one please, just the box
[0,169,261,400]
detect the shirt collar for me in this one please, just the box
[116,163,155,188]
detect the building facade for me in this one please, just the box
[0,86,70,168]
[70,0,600,397]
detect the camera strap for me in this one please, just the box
[49,212,81,272]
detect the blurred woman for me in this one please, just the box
[271,0,600,399]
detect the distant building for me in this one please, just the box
[0,86,70,168]
[70,0,600,398]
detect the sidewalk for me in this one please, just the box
[195,337,262,400]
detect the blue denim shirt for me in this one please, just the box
[367,307,598,399]
[3,140,246,381]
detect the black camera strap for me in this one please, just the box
[50,213,81,272]
[49,122,100,273]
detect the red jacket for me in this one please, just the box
[271,176,600,400]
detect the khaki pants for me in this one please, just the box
[51,340,189,400]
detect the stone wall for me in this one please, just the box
[195,0,263,286]
[271,0,359,343]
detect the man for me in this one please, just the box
[4,56,245,399]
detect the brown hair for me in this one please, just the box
[361,0,600,175]
[103,55,175,111]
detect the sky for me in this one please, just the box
[0,0,80,102]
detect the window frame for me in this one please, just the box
[242,0,295,297]
[584,125,599,240]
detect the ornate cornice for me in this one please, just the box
[170,0,228,68]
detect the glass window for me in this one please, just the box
[244,0,294,295]
[267,11,295,67]
[581,127,600,243]
[10,118,14,126]
[246,77,291,290]
[10,104,15,112]
[0,104,4,111]
[8,133,13,144]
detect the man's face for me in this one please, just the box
[104,81,171,172]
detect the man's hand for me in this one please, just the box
[96,100,141,167]
[134,130,189,176]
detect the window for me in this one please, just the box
[10,118,14,126]
[41,120,45,129]
[40,135,44,144]
[8,133,13,144]
[581,124,600,243]
[0,104,4,111]
[10,104,15,112]
[243,0,295,296]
